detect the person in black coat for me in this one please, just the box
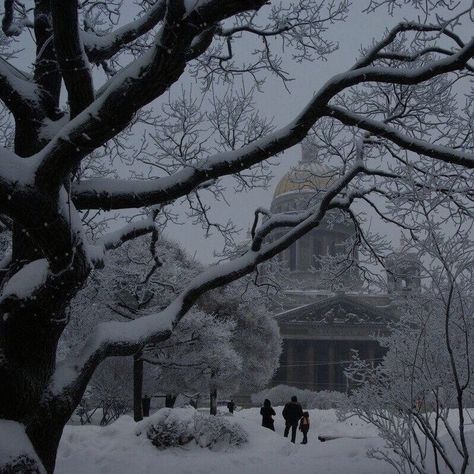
[282,395,303,443]
[260,399,276,431]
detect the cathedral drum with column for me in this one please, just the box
[268,144,420,392]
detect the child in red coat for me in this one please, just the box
[299,411,310,444]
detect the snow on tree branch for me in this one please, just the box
[352,21,467,70]
[88,212,159,267]
[51,163,368,399]
[325,105,474,169]
[0,57,42,118]
[82,0,167,63]
[33,0,271,192]
[51,0,94,119]
[1,0,28,36]
[70,35,474,211]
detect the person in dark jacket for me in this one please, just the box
[299,411,310,444]
[227,400,235,414]
[282,395,304,443]
[260,399,276,431]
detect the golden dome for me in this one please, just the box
[273,160,334,199]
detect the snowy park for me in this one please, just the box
[55,408,398,474]
[55,407,474,474]
[1,0,474,473]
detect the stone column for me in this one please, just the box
[306,342,315,390]
[286,340,295,385]
[368,342,376,367]
[328,341,336,391]
[321,233,327,256]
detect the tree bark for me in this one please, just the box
[133,352,144,422]
[210,388,217,416]
[26,420,65,474]
[165,395,177,408]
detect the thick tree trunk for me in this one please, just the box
[0,317,58,418]
[26,419,65,474]
[0,305,68,474]
[210,388,217,416]
[133,352,144,422]
[0,84,93,468]
[165,395,177,408]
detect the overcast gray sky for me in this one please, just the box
[164,3,403,263]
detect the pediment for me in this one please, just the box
[276,294,395,326]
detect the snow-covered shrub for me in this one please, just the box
[139,408,248,451]
[252,385,347,409]
[143,409,195,449]
[0,456,43,474]
[193,413,248,449]
[0,420,44,473]
[312,390,348,409]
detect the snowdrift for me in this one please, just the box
[56,407,396,474]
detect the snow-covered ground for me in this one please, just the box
[57,407,396,474]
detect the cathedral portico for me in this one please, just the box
[272,293,393,391]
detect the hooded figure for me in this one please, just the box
[260,399,276,431]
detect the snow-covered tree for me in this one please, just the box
[0,1,473,472]
[147,283,281,413]
[342,226,474,474]
[63,236,280,417]
[61,235,201,356]
[200,284,281,394]
[61,235,201,419]
[147,310,242,414]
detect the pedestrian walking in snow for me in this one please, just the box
[260,399,276,431]
[299,411,310,444]
[282,395,303,443]
[227,399,235,414]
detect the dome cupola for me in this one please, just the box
[268,143,360,291]
[273,142,334,200]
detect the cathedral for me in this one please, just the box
[268,144,420,392]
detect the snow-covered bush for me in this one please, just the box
[142,409,195,449]
[0,420,44,473]
[312,390,348,409]
[193,413,248,449]
[139,408,248,451]
[252,385,347,409]
[1,456,43,474]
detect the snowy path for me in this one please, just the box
[56,407,395,474]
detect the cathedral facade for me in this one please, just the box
[269,145,420,392]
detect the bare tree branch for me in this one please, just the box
[325,105,474,169]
